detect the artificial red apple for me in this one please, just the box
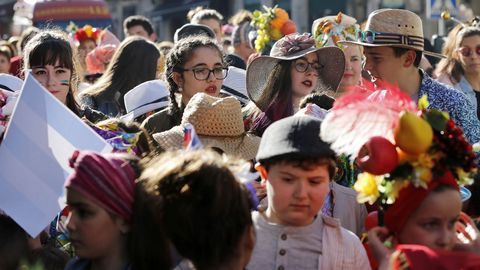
[356,136,398,175]
[364,211,379,231]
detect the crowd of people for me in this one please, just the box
[1,5,480,270]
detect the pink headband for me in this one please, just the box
[65,150,136,222]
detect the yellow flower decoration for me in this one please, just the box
[380,179,410,204]
[418,95,430,110]
[354,173,381,204]
[84,25,93,37]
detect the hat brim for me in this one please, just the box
[341,40,445,59]
[153,126,260,160]
[247,46,345,111]
[121,101,170,122]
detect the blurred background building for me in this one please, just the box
[3,0,480,43]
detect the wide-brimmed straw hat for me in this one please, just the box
[247,33,345,111]
[344,9,444,58]
[153,93,260,160]
[121,80,169,121]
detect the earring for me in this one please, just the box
[178,87,183,93]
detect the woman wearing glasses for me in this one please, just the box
[244,33,344,136]
[142,35,228,135]
[435,25,480,119]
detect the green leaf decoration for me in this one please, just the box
[425,109,449,131]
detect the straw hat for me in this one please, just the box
[153,93,260,160]
[220,66,249,105]
[246,33,345,111]
[121,80,170,121]
[312,12,360,48]
[345,9,444,58]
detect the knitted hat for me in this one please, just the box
[65,150,136,223]
[153,93,260,160]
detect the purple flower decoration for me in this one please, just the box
[271,33,315,57]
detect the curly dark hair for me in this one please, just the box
[164,35,225,116]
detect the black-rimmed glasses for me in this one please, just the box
[179,66,228,81]
[293,59,322,74]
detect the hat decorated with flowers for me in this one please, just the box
[320,82,477,233]
[73,24,101,44]
[312,12,360,49]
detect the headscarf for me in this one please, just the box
[384,170,459,234]
[65,150,136,223]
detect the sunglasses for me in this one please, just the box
[357,30,424,47]
[457,46,480,57]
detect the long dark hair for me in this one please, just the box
[250,60,293,136]
[164,35,225,117]
[81,36,160,113]
[23,30,81,115]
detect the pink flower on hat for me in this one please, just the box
[272,33,315,57]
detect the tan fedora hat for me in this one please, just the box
[153,93,260,160]
[345,9,444,58]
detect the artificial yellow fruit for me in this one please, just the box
[394,111,433,155]
[269,28,283,40]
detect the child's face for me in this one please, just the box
[0,54,10,74]
[397,188,461,251]
[66,188,128,260]
[260,162,330,226]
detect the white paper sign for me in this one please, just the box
[0,72,112,237]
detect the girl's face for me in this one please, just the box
[457,35,480,75]
[31,59,71,105]
[78,39,97,63]
[66,188,128,260]
[174,46,224,105]
[398,188,462,251]
[338,45,363,93]
[199,18,223,44]
[0,54,11,74]
[290,52,319,99]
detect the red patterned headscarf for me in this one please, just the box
[65,150,136,223]
[384,170,459,234]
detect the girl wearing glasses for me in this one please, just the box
[244,33,345,136]
[435,25,480,119]
[142,35,227,135]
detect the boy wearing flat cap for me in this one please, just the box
[247,116,370,270]
[348,9,480,143]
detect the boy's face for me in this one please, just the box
[363,46,406,85]
[259,162,331,226]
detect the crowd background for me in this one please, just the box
[1,2,480,270]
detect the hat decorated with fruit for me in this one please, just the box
[312,12,360,49]
[320,81,477,231]
[251,5,297,53]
